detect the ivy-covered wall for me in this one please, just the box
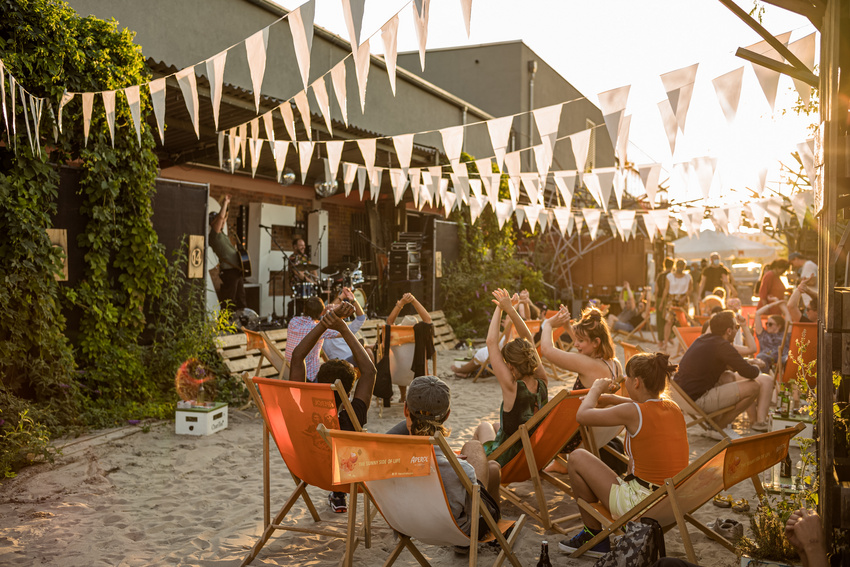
[0,0,179,476]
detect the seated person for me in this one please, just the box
[285,296,363,382]
[606,281,645,333]
[787,277,818,323]
[383,292,433,403]
[699,287,726,316]
[386,375,501,541]
[321,287,367,363]
[559,352,689,557]
[289,301,376,514]
[725,298,757,356]
[671,311,774,438]
[753,298,791,372]
[473,289,548,468]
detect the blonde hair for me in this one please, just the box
[501,338,539,378]
[573,307,615,360]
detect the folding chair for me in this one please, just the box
[668,379,736,440]
[570,424,805,563]
[484,390,586,533]
[619,341,643,364]
[525,319,569,382]
[672,326,702,355]
[775,322,817,387]
[244,329,288,379]
[240,376,375,566]
[321,427,527,567]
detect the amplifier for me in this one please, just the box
[390,265,421,280]
[391,250,421,264]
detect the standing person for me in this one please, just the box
[655,258,675,343]
[659,259,693,350]
[208,195,247,312]
[473,289,548,468]
[558,352,689,557]
[671,311,774,438]
[789,252,817,307]
[757,259,790,314]
[289,301,376,514]
[699,252,734,299]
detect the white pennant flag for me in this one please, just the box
[20,87,33,153]
[389,168,408,204]
[485,174,501,210]
[778,208,792,228]
[616,114,631,165]
[613,167,627,209]
[660,63,698,132]
[658,99,678,155]
[409,168,421,208]
[582,172,603,208]
[381,15,400,96]
[764,196,782,227]
[451,171,470,204]
[582,208,602,240]
[330,61,348,127]
[749,200,767,229]
[326,140,344,182]
[81,92,94,146]
[228,128,238,172]
[691,156,718,200]
[503,150,522,193]
[412,0,431,71]
[427,166,442,204]
[574,212,584,235]
[642,212,657,241]
[495,200,512,229]
[520,173,540,205]
[354,38,371,113]
[263,112,276,147]
[538,206,550,232]
[524,204,542,232]
[639,163,662,207]
[249,132,263,178]
[175,66,200,138]
[218,131,225,170]
[205,51,227,129]
[755,166,768,196]
[712,67,744,124]
[597,85,630,152]
[293,91,312,141]
[124,85,142,145]
[245,27,269,111]
[553,172,576,212]
[469,178,484,201]
[417,177,430,210]
[357,138,376,170]
[370,168,383,203]
[440,125,464,165]
[711,207,730,234]
[356,165,367,200]
[533,145,552,184]
[57,91,74,135]
[532,103,562,168]
[797,139,815,182]
[514,205,526,228]
[8,76,16,149]
[342,161,358,196]
[727,205,743,233]
[442,190,457,216]
[237,123,247,167]
[788,33,816,109]
[149,78,166,144]
[551,207,571,236]
[487,115,512,171]
[614,210,636,240]
[393,133,414,176]
[298,141,314,184]
[475,158,493,183]
[790,190,813,227]
[647,209,669,237]
[0,62,7,139]
[569,129,592,174]
[745,32,793,112]
[341,0,366,53]
[438,177,450,207]
[469,196,485,224]
[460,0,473,37]
[312,77,334,135]
[289,0,316,90]
[278,102,296,140]
[274,141,290,182]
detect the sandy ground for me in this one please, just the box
[0,336,799,567]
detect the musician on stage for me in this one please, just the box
[288,237,318,320]
[208,195,247,312]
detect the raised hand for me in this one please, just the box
[321,309,344,332]
[491,288,514,311]
[546,305,571,327]
[401,293,414,305]
[519,289,530,302]
[334,301,355,321]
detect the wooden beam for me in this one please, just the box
[716,0,817,77]
[761,0,824,29]
[735,48,819,88]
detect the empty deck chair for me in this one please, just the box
[322,427,527,567]
[240,376,373,566]
[571,424,805,563]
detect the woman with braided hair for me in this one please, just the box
[558,352,689,557]
[473,289,548,468]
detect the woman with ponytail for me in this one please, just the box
[474,288,548,467]
[558,352,689,557]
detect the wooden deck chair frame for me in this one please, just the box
[485,390,586,534]
[571,424,805,563]
[319,427,527,567]
[244,329,289,379]
[240,374,376,567]
[668,378,735,439]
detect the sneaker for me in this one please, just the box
[703,429,724,441]
[559,527,610,558]
[328,491,347,513]
[710,518,744,540]
[751,421,769,432]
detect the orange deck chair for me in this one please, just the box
[240,376,375,566]
[672,325,702,355]
[321,428,527,567]
[571,424,805,563]
[776,321,817,387]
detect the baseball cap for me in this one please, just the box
[789,252,804,260]
[406,376,451,422]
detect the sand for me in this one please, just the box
[0,338,792,567]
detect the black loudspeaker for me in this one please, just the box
[245,284,261,313]
[387,280,425,317]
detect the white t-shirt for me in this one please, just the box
[666,272,692,296]
[799,260,817,306]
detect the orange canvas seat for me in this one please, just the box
[240,376,373,566]
[673,325,702,353]
[620,341,642,364]
[571,424,805,563]
[322,428,527,567]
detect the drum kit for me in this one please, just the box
[291,260,366,305]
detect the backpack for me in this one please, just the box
[593,518,666,567]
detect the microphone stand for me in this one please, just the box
[261,225,287,326]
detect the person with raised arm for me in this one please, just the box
[382,292,432,403]
[322,287,367,363]
[473,289,548,468]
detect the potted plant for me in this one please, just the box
[736,497,803,567]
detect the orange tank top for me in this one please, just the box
[625,399,689,486]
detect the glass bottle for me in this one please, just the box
[537,540,552,567]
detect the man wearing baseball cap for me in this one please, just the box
[387,375,501,542]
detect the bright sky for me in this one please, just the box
[278,0,818,207]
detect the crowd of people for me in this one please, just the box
[240,245,822,560]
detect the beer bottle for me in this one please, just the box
[537,540,552,567]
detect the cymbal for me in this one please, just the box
[333,262,357,272]
[321,265,340,275]
[293,263,319,271]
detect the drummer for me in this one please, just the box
[289,237,318,284]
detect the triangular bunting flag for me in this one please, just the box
[245,27,269,111]
[553,172,576,212]
[495,200,512,229]
[520,173,540,205]
[370,168,383,203]
[205,51,227,129]
[616,114,631,164]
[460,0,473,37]
[533,145,552,184]
[330,61,348,127]
[469,196,484,223]
[597,85,630,151]
[647,209,669,237]
[356,165,367,200]
[797,139,815,182]
[745,32,792,112]
[218,131,225,171]
[658,99,678,155]
[393,133,414,176]
[514,205,526,228]
[381,15,400,96]
[289,0,316,90]
[354,37,371,113]
[639,164,662,207]
[81,92,94,146]
[788,33,816,109]
[175,66,200,138]
[451,172,470,204]
[279,102,296,140]
[342,161,358,196]
[341,0,366,53]
[57,91,74,135]
[298,141,314,184]
[532,103,562,168]
[749,200,767,229]
[660,63,698,132]
[311,76,333,135]
[582,208,602,240]
[412,0,431,71]
[237,123,247,167]
[410,168,421,208]
[574,213,584,235]
[326,140,344,182]
[273,141,290,182]
[228,128,238,172]
[293,91,312,141]
[149,78,166,144]
[755,166,768,196]
[711,207,730,234]
[263,112,275,146]
[790,190,813,227]
[711,67,744,124]
[389,168,408,204]
[469,178,483,201]
[691,156,718,200]
[503,150,522,192]
[357,138,376,170]
[727,205,743,233]
[569,129,592,174]
[124,85,142,145]
[551,207,571,236]
[440,125,464,165]
[487,115,512,171]
[442,190,456,216]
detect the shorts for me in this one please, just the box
[612,320,635,332]
[475,480,501,539]
[608,477,653,519]
[672,381,741,415]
